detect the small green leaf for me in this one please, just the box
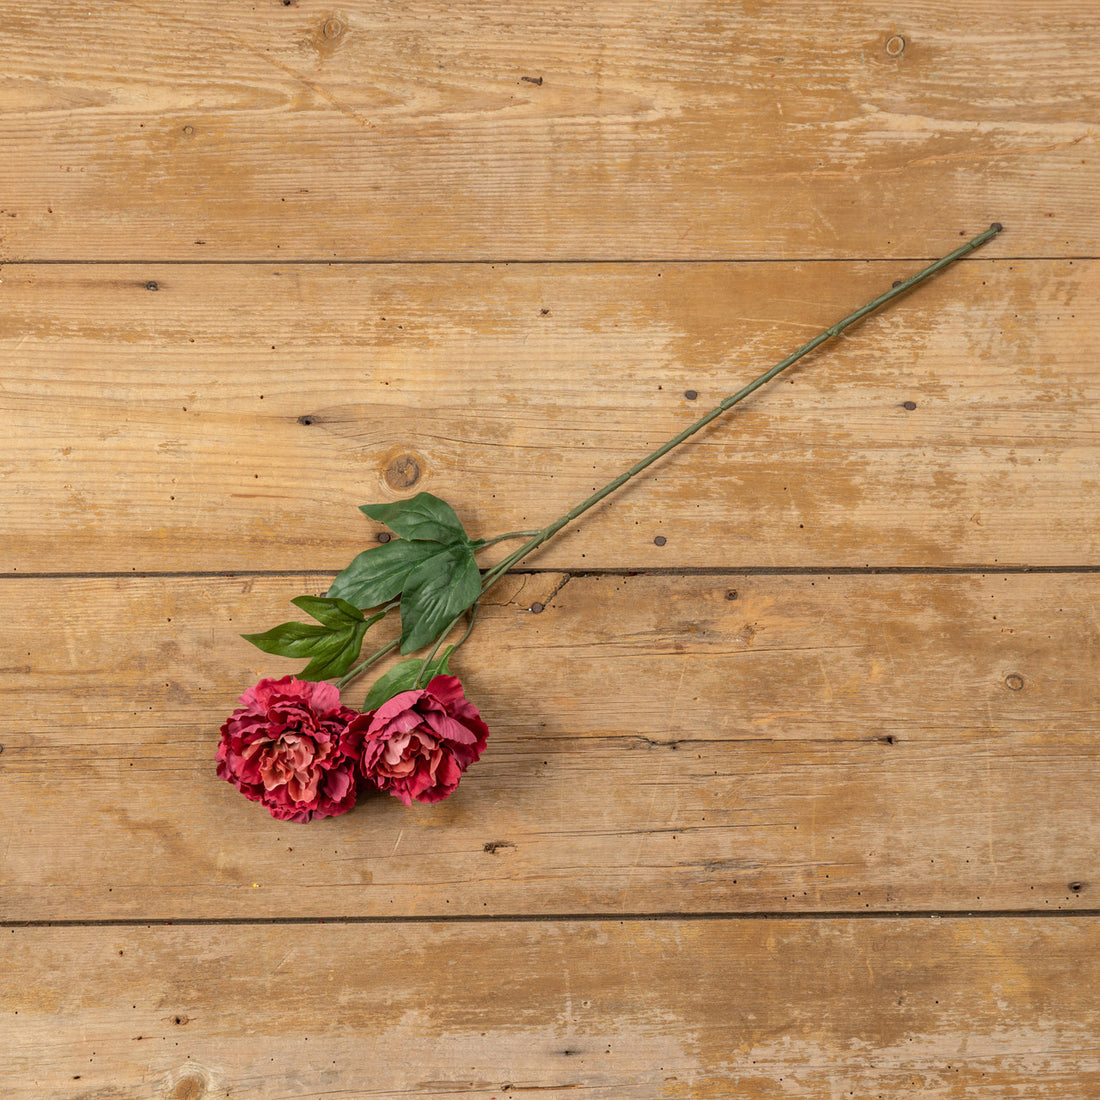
[326,538,444,608]
[242,607,384,681]
[399,543,482,653]
[290,595,364,628]
[360,492,472,545]
[362,648,453,712]
[299,624,371,680]
[243,620,331,659]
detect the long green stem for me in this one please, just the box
[480,224,1003,591]
[339,224,1001,696]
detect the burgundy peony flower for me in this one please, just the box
[216,676,361,822]
[347,675,489,806]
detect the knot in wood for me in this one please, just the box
[384,455,421,490]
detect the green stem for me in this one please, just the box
[339,603,481,693]
[475,530,543,549]
[339,225,1001,694]
[480,224,1003,592]
[414,603,479,688]
[331,598,400,689]
[335,637,399,689]
[458,604,479,645]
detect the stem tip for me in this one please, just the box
[990,222,1003,233]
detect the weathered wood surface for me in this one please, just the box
[2,0,1096,1095]
[4,917,1099,1099]
[2,571,1095,921]
[2,258,1096,573]
[0,1,1096,261]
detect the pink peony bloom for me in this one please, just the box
[347,675,489,806]
[216,676,361,822]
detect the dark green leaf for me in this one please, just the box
[326,538,444,608]
[362,648,454,712]
[399,543,482,653]
[242,620,331,659]
[298,620,372,680]
[241,607,384,680]
[360,492,472,545]
[290,595,364,628]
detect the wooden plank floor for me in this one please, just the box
[2,2,1097,1096]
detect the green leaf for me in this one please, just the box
[399,542,482,653]
[360,492,472,545]
[326,538,444,608]
[362,648,453,712]
[290,595,364,628]
[242,606,384,681]
[242,620,330,660]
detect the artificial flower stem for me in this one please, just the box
[330,598,402,689]
[335,637,400,690]
[413,603,480,688]
[455,602,480,648]
[475,530,543,549]
[479,223,1003,590]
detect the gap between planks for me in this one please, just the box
[5,909,1100,929]
[1,254,1091,265]
[7,565,1100,580]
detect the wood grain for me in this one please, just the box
[0,1,1095,261]
[2,571,1095,920]
[3,917,1098,1098]
[2,258,1096,573]
[2,0,1096,1089]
